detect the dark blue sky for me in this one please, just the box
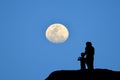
[0,0,120,80]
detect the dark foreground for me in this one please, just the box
[45,69,120,80]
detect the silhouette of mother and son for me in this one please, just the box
[78,41,95,70]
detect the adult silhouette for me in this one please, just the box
[85,41,95,70]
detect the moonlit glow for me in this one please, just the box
[46,23,69,43]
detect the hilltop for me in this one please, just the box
[45,69,120,80]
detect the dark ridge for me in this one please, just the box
[45,69,120,80]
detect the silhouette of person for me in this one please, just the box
[78,52,86,70]
[85,41,95,70]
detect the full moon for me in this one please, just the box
[46,23,69,43]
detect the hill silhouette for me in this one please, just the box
[45,69,120,80]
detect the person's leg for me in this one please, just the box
[83,62,86,69]
[89,58,94,69]
[86,59,89,69]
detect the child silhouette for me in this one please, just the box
[78,52,86,70]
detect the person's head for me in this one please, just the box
[81,53,85,57]
[86,41,92,46]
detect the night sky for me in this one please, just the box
[0,0,120,80]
